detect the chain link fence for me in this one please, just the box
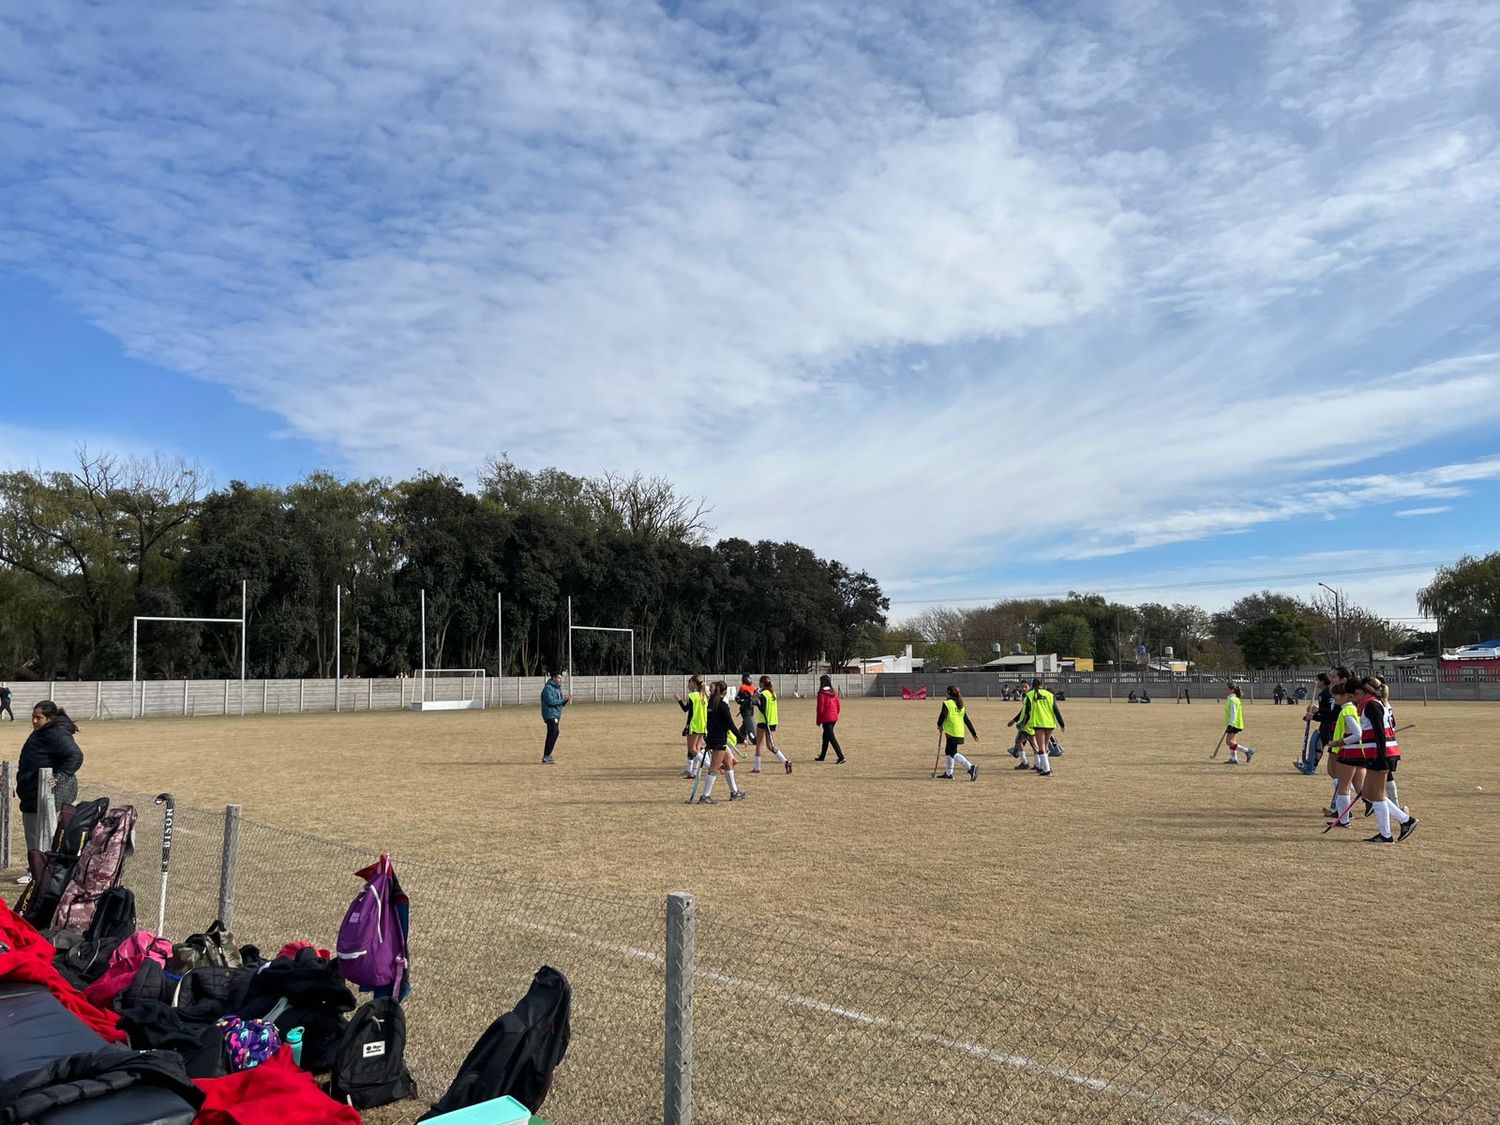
[6,777,1495,1124]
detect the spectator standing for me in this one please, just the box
[0,684,13,721]
[15,701,84,878]
[539,672,570,764]
[814,674,845,763]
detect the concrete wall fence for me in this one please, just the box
[5,669,1499,721]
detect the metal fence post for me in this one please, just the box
[219,804,241,929]
[664,891,695,1125]
[36,768,56,851]
[0,761,11,869]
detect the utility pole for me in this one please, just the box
[1319,582,1343,666]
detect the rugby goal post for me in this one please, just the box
[566,595,637,702]
[132,579,247,718]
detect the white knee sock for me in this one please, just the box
[1038,752,1051,773]
[772,747,788,764]
[1334,792,1352,822]
[726,769,739,795]
[953,752,973,771]
[702,773,716,797]
[1383,799,1409,825]
[753,754,762,769]
[943,757,955,776]
[1018,750,1030,765]
[1330,779,1340,803]
[1386,778,1400,804]
[1373,801,1392,837]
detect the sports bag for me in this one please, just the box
[172,920,241,973]
[15,797,110,926]
[329,998,416,1108]
[51,887,138,989]
[336,854,410,998]
[418,965,571,1119]
[85,929,175,1009]
[52,803,138,933]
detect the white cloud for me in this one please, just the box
[1,0,1499,595]
[1394,506,1454,518]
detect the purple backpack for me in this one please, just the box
[336,854,410,1000]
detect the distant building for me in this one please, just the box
[842,643,924,674]
[982,653,1061,675]
[1441,640,1500,681]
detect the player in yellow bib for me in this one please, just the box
[752,676,792,774]
[676,675,709,779]
[1222,682,1255,765]
[1006,700,1037,770]
[936,686,979,780]
[1020,677,1064,777]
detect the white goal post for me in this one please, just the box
[131,579,247,718]
[566,595,637,702]
[410,589,488,710]
[411,668,487,711]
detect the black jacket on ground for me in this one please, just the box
[0,1044,203,1124]
[17,718,84,813]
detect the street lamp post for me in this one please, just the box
[1318,582,1343,666]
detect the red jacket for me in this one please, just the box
[195,1047,363,1124]
[815,687,841,724]
[0,895,128,1043]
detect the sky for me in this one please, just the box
[2,0,1499,627]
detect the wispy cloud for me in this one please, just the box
[1394,506,1454,518]
[1,0,1498,591]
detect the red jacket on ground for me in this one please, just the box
[194,1047,363,1124]
[815,687,841,724]
[0,895,128,1043]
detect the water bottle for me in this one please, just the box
[286,1026,304,1067]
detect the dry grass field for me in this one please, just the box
[8,696,1488,1122]
[60,692,1500,1104]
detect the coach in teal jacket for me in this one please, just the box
[540,673,570,764]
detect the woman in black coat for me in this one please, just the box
[16,700,84,859]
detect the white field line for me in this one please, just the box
[507,916,1235,1124]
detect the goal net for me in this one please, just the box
[416,668,487,710]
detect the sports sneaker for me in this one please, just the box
[1243,748,1255,763]
[698,795,716,805]
[679,769,695,779]
[937,772,953,780]
[750,767,762,774]
[967,763,979,781]
[835,756,846,764]
[730,790,748,801]
[1365,833,1393,844]
[1362,800,1374,818]
[784,760,793,774]
[1037,769,1052,777]
[1321,806,1337,818]
[13,874,31,886]
[542,755,555,764]
[1014,761,1031,771]
[1397,816,1419,842]
[1224,759,1240,765]
[1007,745,1021,759]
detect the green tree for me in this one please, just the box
[1418,554,1500,651]
[1238,611,1314,668]
[1038,612,1093,657]
[922,640,967,669]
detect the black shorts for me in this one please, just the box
[1225,726,1242,735]
[757,723,776,732]
[1341,757,1395,773]
[944,735,966,755]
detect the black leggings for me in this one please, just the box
[543,719,560,758]
[819,722,843,759]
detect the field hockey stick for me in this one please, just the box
[153,793,174,937]
[1210,732,1226,760]
[931,731,944,778]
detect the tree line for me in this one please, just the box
[0,451,888,680]
[878,580,1455,672]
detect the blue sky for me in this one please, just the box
[2,0,1499,624]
